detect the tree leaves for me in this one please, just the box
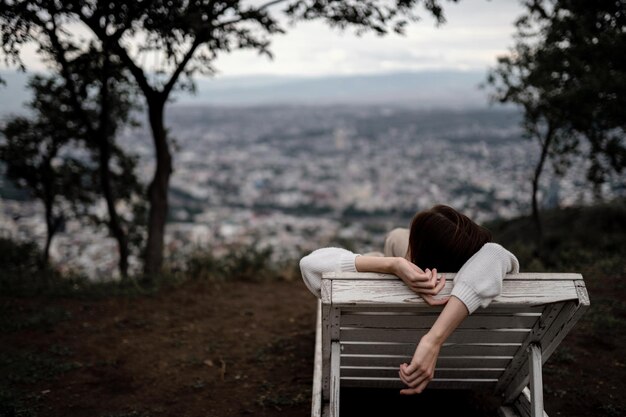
[488,0,626,186]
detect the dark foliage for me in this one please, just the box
[487,198,626,274]
[487,0,626,238]
[0,67,146,277]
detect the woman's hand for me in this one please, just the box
[398,333,441,394]
[393,258,448,306]
[398,297,470,394]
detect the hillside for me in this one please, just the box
[0,69,490,116]
[488,198,626,274]
[1,201,625,417]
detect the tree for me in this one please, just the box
[1,0,456,277]
[0,75,96,265]
[44,40,146,280]
[1,2,145,278]
[0,64,145,277]
[487,0,626,241]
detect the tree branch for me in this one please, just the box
[76,10,155,98]
[257,0,290,11]
[214,0,289,28]
[44,12,96,137]
[162,37,202,98]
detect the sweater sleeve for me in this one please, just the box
[299,247,360,297]
[450,243,520,314]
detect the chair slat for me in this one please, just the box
[324,272,583,281]
[341,355,513,368]
[331,279,579,307]
[341,328,530,344]
[341,313,539,329]
[341,306,545,314]
[340,342,521,356]
[341,377,497,390]
[341,367,504,379]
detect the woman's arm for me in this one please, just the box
[450,242,520,314]
[398,242,520,394]
[300,248,448,303]
[398,296,467,394]
[299,247,360,297]
[355,256,448,305]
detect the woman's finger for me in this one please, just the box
[401,366,428,385]
[432,273,446,294]
[415,270,435,289]
[412,287,441,295]
[404,360,420,375]
[428,268,438,288]
[410,281,438,291]
[409,270,431,283]
[414,378,431,393]
[413,289,436,295]
[399,363,416,385]
[398,370,410,386]
[409,277,433,287]
[407,372,430,388]
[400,365,422,383]
[400,387,420,395]
[422,295,450,306]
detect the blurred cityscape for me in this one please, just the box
[1,105,622,279]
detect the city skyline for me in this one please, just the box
[3,106,620,279]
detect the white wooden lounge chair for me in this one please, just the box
[311,272,589,417]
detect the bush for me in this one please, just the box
[0,237,302,299]
[0,238,59,296]
[487,198,626,273]
[0,237,96,297]
[185,244,279,282]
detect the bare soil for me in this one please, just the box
[2,274,625,417]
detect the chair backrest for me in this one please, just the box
[319,272,589,399]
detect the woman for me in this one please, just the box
[299,205,519,395]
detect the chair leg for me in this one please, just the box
[312,301,323,417]
[329,341,341,417]
[514,387,549,417]
[500,343,549,417]
[498,405,522,417]
[528,343,544,417]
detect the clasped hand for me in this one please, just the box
[394,258,448,306]
[399,334,441,395]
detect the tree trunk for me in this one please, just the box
[97,48,130,279]
[143,96,172,278]
[531,126,554,247]
[43,198,55,267]
[41,158,58,268]
[98,137,130,279]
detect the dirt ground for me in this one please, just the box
[2,274,625,417]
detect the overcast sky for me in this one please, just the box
[216,0,524,77]
[1,0,524,79]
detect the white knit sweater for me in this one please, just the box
[299,243,520,314]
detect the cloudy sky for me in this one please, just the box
[2,0,524,79]
[213,0,524,77]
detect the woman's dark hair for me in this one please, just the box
[408,205,492,272]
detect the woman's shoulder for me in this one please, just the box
[300,246,361,267]
[478,242,520,272]
[300,247,358,265]
[303,247,357,256]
